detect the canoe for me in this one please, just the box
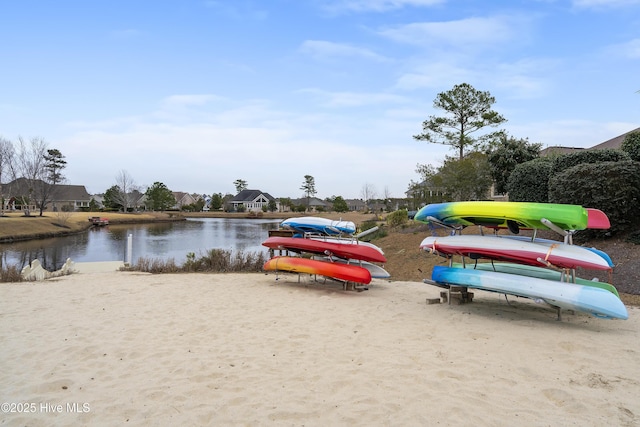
[414,201,589,231]
[419,235,612,271]
[263,236,387,263]
[263,256,371,284]
[280,217,356,235]
[450,262,619,297]
[431,266,628,320]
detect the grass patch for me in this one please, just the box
[1,265,24,282]
[126,249,268,274]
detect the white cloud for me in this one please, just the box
[378,16,519,48]
[297,88,408,107]
[58,96,429,198]
[299,40,389,62]
[394,62,474,90]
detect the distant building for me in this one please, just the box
[172,192,197,210]
[1,178,91,212]
[229,189,279,212]
[344,199,367,212]
[291,197,329,212]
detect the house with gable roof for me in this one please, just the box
[172,192,197,210]
[229,189,279,212]
[1,178,92,212]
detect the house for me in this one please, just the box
[291,197,329,212]
[345,199,367,212]
[1,178,91,212]
[172,192,197,210]
[52,185,92,211]
[229,189,279,212]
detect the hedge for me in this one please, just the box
[548,160,640,235]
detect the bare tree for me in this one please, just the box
[14,137,48,216]
[0,137,16,215]
[382,186,393,211]
[113,170,140,211]
[360,183,378,205]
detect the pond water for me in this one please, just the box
[0,218,282,271]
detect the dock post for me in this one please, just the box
[126,234,133,266]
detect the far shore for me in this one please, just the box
[0,210,372,243]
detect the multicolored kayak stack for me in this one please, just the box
[414,201,628,320]
[262,216,388,288]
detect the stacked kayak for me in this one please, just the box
[415,201,627,320]
[262,217,389,287]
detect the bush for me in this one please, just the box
[506,158,553,202]
[549,160,640,235]
[130,249,268,273]
[1,264,23,282]
[386,209,408,227]
[550,149,630,175]
[621,131,640,161]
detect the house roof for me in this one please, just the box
[291,197,328,207]
[540,127,640,157]
[539,146,585,157]
[231,189,276,202]
[54,185,91,200]
[2,178,91,201]
[589,127,640,150]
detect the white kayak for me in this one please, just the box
[280,217,356,235]
[420,234,612,271]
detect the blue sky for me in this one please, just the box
[1,0,638,199]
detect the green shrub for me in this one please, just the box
[506,158,553,202]
[386,209,408,227]
[550,149,630,175]
[549,160,640,235]
[621,131,640,161]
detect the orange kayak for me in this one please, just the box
[263,256,372,284]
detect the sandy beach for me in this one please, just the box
[1,271,639,426]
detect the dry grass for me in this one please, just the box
[126,249,268,274]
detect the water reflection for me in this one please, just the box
[0,218,281,272]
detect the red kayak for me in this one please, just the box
[263,256,372,284]
[262,236,387,264]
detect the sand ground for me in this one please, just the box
[1,271,639,426]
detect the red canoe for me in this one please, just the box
[262,236,387,264]
[263,256,372,284]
